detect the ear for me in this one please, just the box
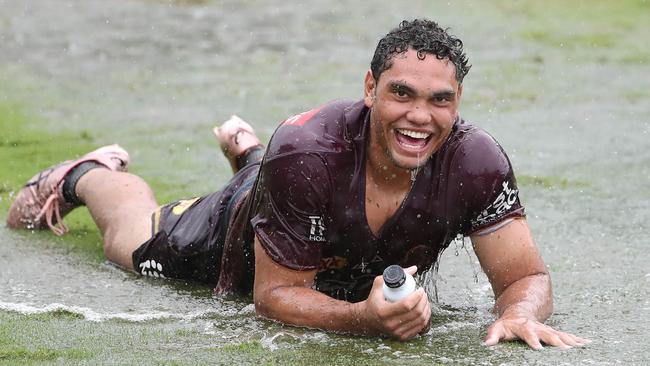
[455,83,464,120]
[363,70,376,108]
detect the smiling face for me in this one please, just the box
[364,48,462,173]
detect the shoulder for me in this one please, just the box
[281,99,359,128]
[441,120,525,234]
[265,99,365,159]
[445,122,512,179]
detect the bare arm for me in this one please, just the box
[471,218,589,349]
[472,218,552,321]
[253,238,430,340]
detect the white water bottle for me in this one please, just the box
[382,265,416,302]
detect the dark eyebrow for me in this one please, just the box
[430,90,456,100]
[389,80,455,100]
[389,81,416,94]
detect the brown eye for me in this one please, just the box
[393,86,408,98]
[432,94,453,105]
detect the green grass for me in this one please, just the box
[0,347,90,364]
[509,1,649,64]
[517,174,588,190]
[0,101,96,195]
[0,101,110,260]
[0,310,509,365]
[0,1,646,363]
[0,99,194,262]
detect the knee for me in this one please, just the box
[102,230,138,271]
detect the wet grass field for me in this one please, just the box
[1,0,649,364]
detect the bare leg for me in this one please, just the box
[75,169,158,271]
[55,118,263,271]
[8,127,261,273]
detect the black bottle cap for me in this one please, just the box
[383,265,406,288]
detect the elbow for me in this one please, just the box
[253,291,268,318]
[253,287,276,319]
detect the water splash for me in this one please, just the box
[456,235,480,284]
[0,300,217,322]
[419,260,441,303]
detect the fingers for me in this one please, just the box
[488,321,544,350]
[484,317,591,350]
[483,323,505,346]
[396,289,430,325]
[376,288,422,319]
[560,332,591,346]
[368,275,386,302]
[404,265,418,276]
[540,329,591,349]
[557,331,582,347]
[368,287,427,340]
[541,332,569,349]
[520,328,545,350]
[574,336,592,346]
[386,289,431,340]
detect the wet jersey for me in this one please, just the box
[216,99,525,302]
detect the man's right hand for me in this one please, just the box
[254,238,430,340]
[361,265,431,341]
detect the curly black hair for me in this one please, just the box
[370,19,471,84]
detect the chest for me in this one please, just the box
[364,176,409,237]
[325,164,454,265]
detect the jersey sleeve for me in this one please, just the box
[249,152,331,270]
[453,129,526,236]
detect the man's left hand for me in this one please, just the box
[484,313,591,350]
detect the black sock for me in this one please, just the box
[235,145,265,170]
[62,161,105,205]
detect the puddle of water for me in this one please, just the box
[1,0,649,364]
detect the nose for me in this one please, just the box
[405,102,432,125]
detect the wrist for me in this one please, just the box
[498,302,537,321]
[349,300,373,335]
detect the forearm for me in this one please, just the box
[493,272,553,322]
[252,240,428,339]
[254,286,375,335]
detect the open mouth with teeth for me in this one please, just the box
[394,128,432,150]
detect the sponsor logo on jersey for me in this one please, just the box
[472,180,518,227]
[139,259,166,278]
[282,106,322,126]
[308,215,326,242]
[319,256,348,270]
[351,254,384,274]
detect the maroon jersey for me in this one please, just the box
[217,99,525,302]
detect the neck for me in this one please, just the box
[365,150,413,191]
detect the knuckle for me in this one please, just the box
[376,309,389,321]
[406,296,421,309]
[419,312,429,325]
[383,318,398,330]
[486,321,501,333]
[394,302,409,313]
